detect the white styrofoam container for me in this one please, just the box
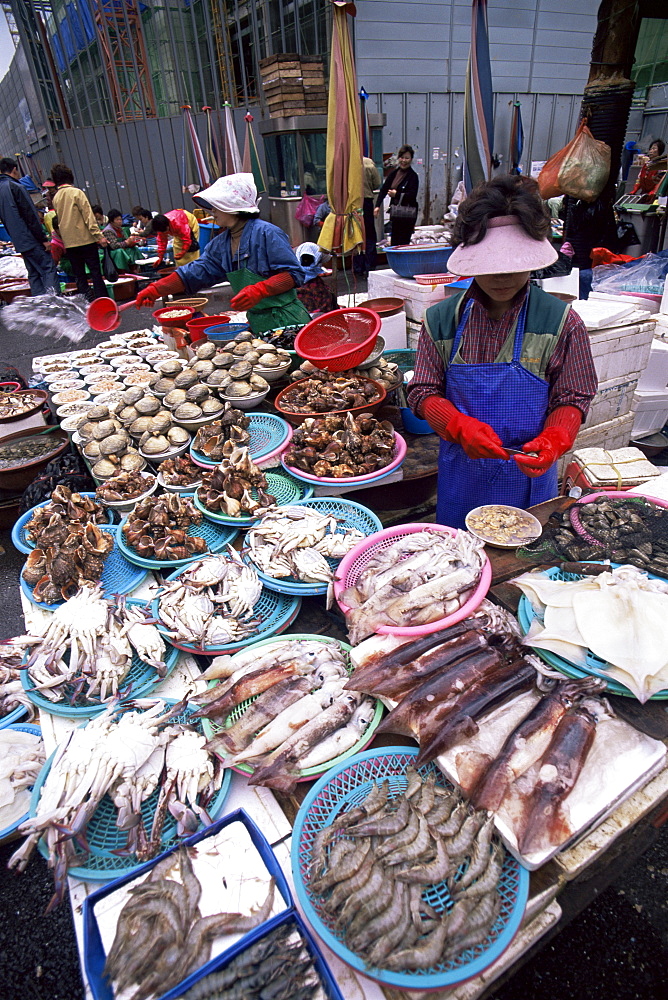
[368,268,446,321]
[558,411,635,478]
[637,339,668,391]
[378,309,407,349]
[582,373,640,430]
[407,318,421,351]
[590,291,661,315]
[573,297,636,328]
[631,388,668,438]
[588,318,655,383]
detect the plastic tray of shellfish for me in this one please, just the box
[434,690,667,870]
[82,808,342,1000]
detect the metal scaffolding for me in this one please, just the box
[93,0,157,122]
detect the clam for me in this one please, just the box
[213,352,234,368]
[233,331,254,343]
[84,440,101,459]
[174,370,199,390]
[130,416,153,436]
[78,421,97,442]
[196,342,217,360]
[174,401,203,420]
[186,384,209,403]
[87,404,110,421]
[201,397,223,415]
[158,359,183,376]
[164,389,187,408]
[120,451,145,472]
[142,435,170,455]
[206,370,229,388]
[251,338,268,350]
[150,412,172,433]
[168,426,190,446]
[154,377,176,394]
[229,360,253,379]
[92,419,120,441]
[122,386,144,405]
[224,380,252,397]
[193,360,214,377]
[232,342,253,357]
[93,458,118,478]
[99,433,129,456]
[249,374,269,392]
[257,353,282,368]
[119,405,139,423]
[135,395,161,415]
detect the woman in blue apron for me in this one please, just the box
[136,173,311,335]
[407,176,598,529]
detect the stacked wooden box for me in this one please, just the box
[259,54,327,119]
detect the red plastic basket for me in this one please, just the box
[185,314,231,337]
[152,305,195,328]
[273,375,387,426]
[294,308,381,372]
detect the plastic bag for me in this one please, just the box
[538,121,610,203]
[101,246,119,282]
[295,193,326,228]
[592,253,668,295]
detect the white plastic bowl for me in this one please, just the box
[253,360,291,384]
[47,378,86,393]
[55,399,95,420]
[157,470,203,494]
[139,437,191,464]
[218,388,270,411]
[95,470,157,512]
[52,388,91,405]
[43,369,78,384]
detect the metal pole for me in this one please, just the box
[186,0,208,107]
[294,0,302,56]
[118,0,148,120]
[94,0,129,125]
[27,0,85,129]
[173,0,195,106]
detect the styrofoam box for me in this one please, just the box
[582,373,640,430]
[368,268,447,321]
[407,318,421,351]
[588,318,655,383]
[637,339,668,390]
[590,291,661,315]
[631,388,668,438]
[558,411,634,478]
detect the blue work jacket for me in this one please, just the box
[0,174,45,252]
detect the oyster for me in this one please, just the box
[120,451,145,472]
[174,370,198,389]
[122,387,144,405]
[186,384,209,403]
[164,389,187,408]
[158,359,183,376]
[93,458,118,478]
[228,360,253,379]
[135,395,161,415]
[99,433,129,456]
[224,380,252,397]
[174,402,203,420]
[168,426,190,445]
[201,397,223,415]
[154,377,176,394]
[150,412,172,433]
[196,341,217,360]
[87,404,110,421]
[129,416,153,436]
[142,435,170,454]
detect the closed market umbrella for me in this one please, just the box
[463,0,495,192]
[318,1,364,256]
[509,101,524,174]
[181,104,210,193]
[203,105,224,177]
[242,112,266,193]
[223,103,243,176]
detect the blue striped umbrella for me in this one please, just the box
[464,0,494,192]
[509,101,524,174]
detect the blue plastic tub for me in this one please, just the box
[385,244,454,278]
[401,405,433,435]
[206,322,249,342]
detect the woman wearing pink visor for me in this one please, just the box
[408,175,597,528]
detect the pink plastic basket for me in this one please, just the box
[281,433,407,486]
[334,523,492,637]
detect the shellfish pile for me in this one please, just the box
[279,373,382,415]
[284,411,396,478]
[76,402,146,478]
[154,346,226,423]
[114,386,189,457]
[158,455,203,489]
[24,485,108,540]
[192,403,251,461]
[95,470,153,503]
[198,446,276,517]
[209,329,291,397]
[292,357,401,391]
[22,522,113,604]
[122,493,207,562]
[0,391,43,418]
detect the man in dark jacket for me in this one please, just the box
[0,157,58,295]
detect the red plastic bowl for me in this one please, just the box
[186,314,231,337]
[152,305,195,328]
[294,308,381,372]
[274,375,387,426]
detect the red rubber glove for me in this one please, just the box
[421,396,509,460]
[514,405,583,478]
[230,272,295,311]
[135,272,185,308]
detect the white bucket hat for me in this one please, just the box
[193,173,260,214]
[447,216,557,276]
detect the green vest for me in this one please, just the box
[424,284,571,381]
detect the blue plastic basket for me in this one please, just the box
[116,515,238,570]
[0,723,42,841]
[205,322,250,341]
[517,564,668,700]
[82,809,297,1000]
[244,497,383,596]
[11,493,114,555]
[291,746,529,991]
[385,244,454,279]
[190,412,292,467]
[201,633,383,781]
[30,700,232,881]
[0,704,29,730]
[20,599,180,719]
[152,560,302,654]
[193,470,314,527]
[20,524,148,610]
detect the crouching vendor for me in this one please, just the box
[136,173,311,334]
[407,176,597,529]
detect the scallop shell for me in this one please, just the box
[135,395,161,415]
[196,341,217,360]
[164,389,187,408]
[120,451,145,472]
[174,370,199,390]
[173,402,203,420]
[99,433,129,456]
[224,380,252,397]
[87,404,110,421]
[228,360,253,379]
[153,377,176,394]
[201,397,223,415]
[93,458,118,478]
[150,411,172,433]
[122,387,144,405]
[168,426,190,445]
[186,384,209,403]
[129,416,153,436]
[158,359,184,376]
[213,352,234,368]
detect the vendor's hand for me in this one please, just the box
[125,236,138,246]
[136,284,159,308]
[422,397,509,460]
[388,189,397,197]
[513,428,570,478]
[373,207,380,217]
[98,237,109,247]
[230,284,265,311]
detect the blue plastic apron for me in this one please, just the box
[436,297,558,529]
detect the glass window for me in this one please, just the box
[263,133,300,197]
[300,132,327,194]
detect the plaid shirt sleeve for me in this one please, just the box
[406,326,446,417]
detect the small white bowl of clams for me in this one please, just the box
[465,504,542,549]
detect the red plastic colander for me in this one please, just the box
[294,308,381,372]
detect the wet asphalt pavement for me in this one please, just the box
[0,284,666,1000]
